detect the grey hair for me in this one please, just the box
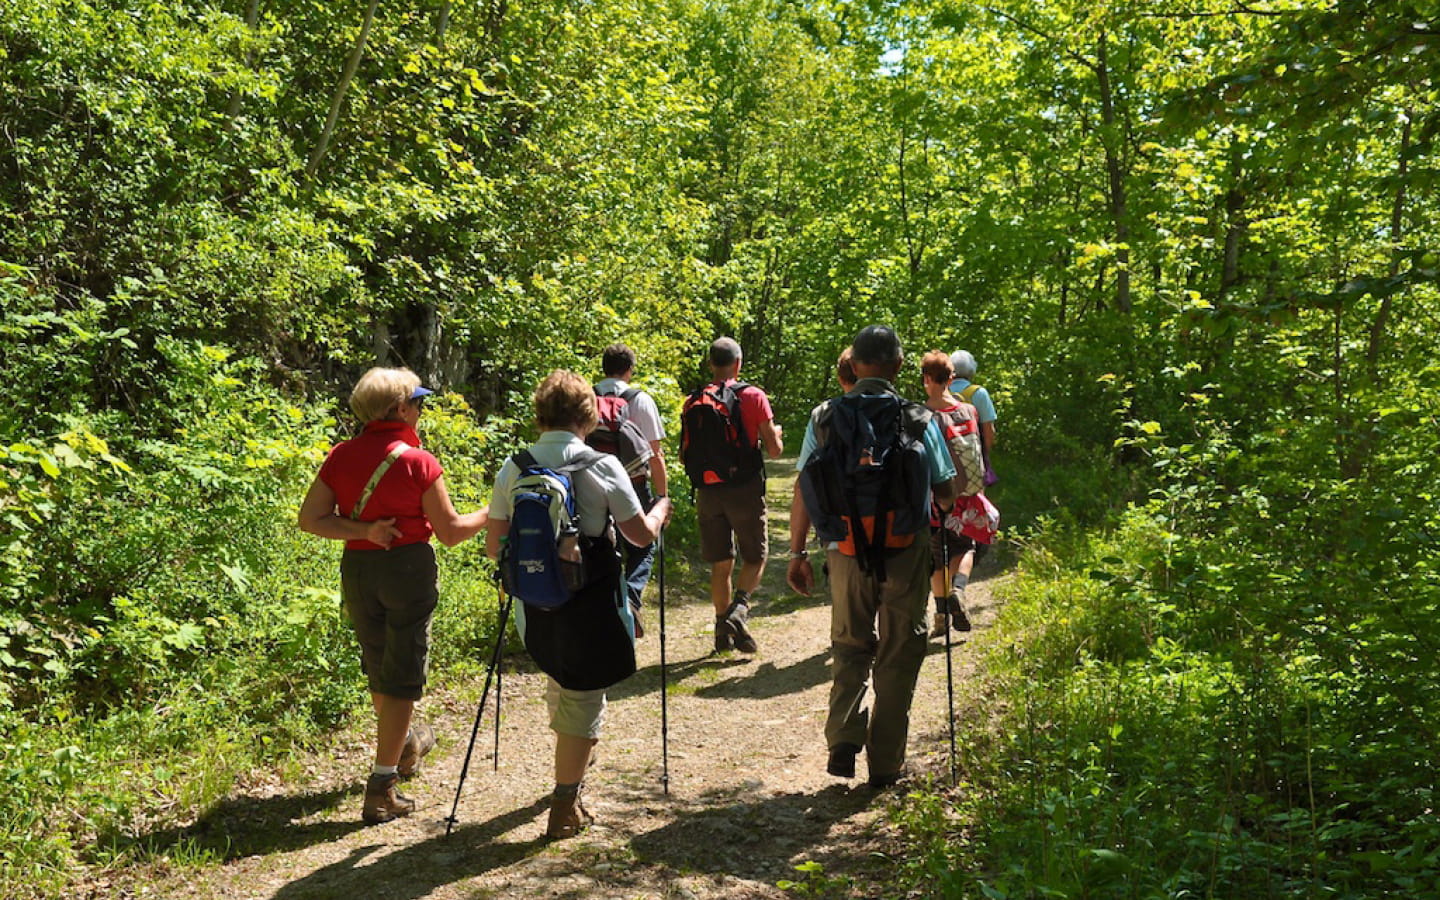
[949,350,978,380]
[709,337,742,368]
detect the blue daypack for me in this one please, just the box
[501,448,607,610]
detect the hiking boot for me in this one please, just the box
[929,611,949,638]
[868,768,909,790]
[947,590,973,633]
[827,742,861,778]
[545,788,593,840]
[714,615,734,653]
[397,721,436,778]
[362,773,415,825]
[725,599,757,654]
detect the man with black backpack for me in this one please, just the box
[680,337,784,654]
[590,343,668,637]
[785,326,960,788]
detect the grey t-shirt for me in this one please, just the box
[490,430,643,537]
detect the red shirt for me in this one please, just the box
[715,379,775,446]
[318,420,443,550]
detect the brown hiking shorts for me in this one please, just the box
[695,477,769,564]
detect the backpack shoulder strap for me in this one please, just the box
[958,384,981,403]
[900,399,933,437]
[351,442,414,520]
[557,447,610,476]
[619,387,642,404]
[512,449,539,472]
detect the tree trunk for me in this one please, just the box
[1220,146,1246,294]
[1366,112,1411,368]
[435,1,452,47]
[307,0,382,179]
[1095,30,1131,314]
[485,0,508,41]
[224,0,263,123]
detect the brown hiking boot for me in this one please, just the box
[929,611,949,638]
[545,787,593,839]
[398,722,436,778]
[362,772,415,825]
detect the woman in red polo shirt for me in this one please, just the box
[298,367,487,825]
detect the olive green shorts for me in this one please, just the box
[340,541,439,701]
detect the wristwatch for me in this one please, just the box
[788,549,808,560]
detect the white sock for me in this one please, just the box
[372,764,398,777]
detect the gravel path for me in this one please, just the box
[110,470,1004,900]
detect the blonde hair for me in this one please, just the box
[350,367,420,424]
[534,369,598,431]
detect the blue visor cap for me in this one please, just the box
[411,386,434,400]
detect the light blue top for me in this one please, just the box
[949,378,997,425]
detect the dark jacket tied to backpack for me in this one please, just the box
[517,529,635,692]
[500,445,638,692]
[799,388,934,583]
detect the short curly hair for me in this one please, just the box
[921,350,954,385]
[350,367,420,424]
[534,369,599,431]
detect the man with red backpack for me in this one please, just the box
[680,337,784,654]
[590,344,668,637]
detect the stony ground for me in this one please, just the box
[103,470,1004,900]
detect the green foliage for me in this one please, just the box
[1,0,1439,895]
[778,859,856,895]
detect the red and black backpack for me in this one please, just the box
[679,381,763,488]
[585,386,652,486]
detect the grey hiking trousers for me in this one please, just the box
[824,539,931,778]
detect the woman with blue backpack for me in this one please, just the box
[485,369,672,839]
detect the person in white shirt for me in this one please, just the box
[594,344,668,635]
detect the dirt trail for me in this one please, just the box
[119,466,1004,900]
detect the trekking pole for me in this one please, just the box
[657,527,670,795]
[494,596,503,773]
[942,530,958,788]
[445,579,513,837]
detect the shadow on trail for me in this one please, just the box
[692,649,831,700]
[269,798,549,900]
[103,786,364,864]
[606,651,751,702]
[608,644,832,702]
[629,784,878,883]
